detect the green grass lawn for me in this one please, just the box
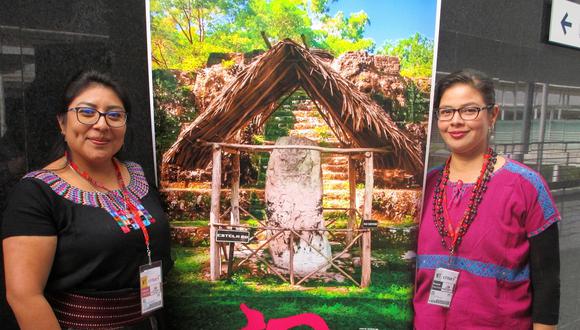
[165,245,414,329]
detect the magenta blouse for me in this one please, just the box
[413,158,560,329]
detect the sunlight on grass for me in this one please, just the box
[166,244,415,329]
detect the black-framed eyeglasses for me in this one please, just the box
[435,104,494,121]
[68,107,128,127]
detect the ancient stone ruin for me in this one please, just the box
[265,136,331,275]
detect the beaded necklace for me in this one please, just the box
[66,152,154,262]
[432,148,497,255]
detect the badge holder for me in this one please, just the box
[139,260,163,314]
[427,267,459,308]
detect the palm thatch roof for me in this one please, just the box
[163,39,423,173]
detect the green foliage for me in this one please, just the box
[171,220,209,227]
[403,79,429,122]
[151,0,375,71]
[313,10,375,56]
[313,125,332,139]
[252,134,266,144]
[379,32,434,78]
[151,0,243,70]
[152,70,196,160]
[248,191,266,219]
[379,78,428,124]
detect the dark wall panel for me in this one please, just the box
[0,1,154,328]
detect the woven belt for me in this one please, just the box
[46,291,147,329]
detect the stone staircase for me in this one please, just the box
[287,99,352,209]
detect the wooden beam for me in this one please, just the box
[227,152,241,279]
[199,140,390,154]
[261,31,272,49]
[296,232,363,287]
[231,152,240,226]
[300,34,309,49]
[210,145,222,281]
[214,223,365,232]
[237,231,285,267]
[290,229,360,287]
[347,155,357,244]
[361,152,374,287]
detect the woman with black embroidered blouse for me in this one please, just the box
[2,71,172,329]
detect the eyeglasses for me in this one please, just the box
[68,107,128,127]
[435,104,494,121]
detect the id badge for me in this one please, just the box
[427,267,459,308]
[139,260,163,314]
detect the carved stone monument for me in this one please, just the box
[265,136,331,275]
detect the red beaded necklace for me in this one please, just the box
[67,154,124,192]
[432,148,497,255]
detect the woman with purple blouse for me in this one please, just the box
[413,69,560,329]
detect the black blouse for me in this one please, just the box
[1,162,172,293]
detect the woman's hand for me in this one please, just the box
[533,323,556,330]
[3,236,60,330]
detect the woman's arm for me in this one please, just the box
[530,224,560,328]
[3,235,60,330]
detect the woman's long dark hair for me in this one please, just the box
[47,70,132,169]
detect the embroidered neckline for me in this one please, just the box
[23,162,154,234]
[446,157,509,186]
[24,161,149,203]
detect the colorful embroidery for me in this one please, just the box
[417,254,529,282]
[24,162,154,234]
[427,165,444,176]
[504,161,559,236]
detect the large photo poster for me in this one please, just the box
[150,1,437,328]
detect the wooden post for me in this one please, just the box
[361,152,373,287]
[227,152,241,279]
[347,155,357,244]
[210,145,222,281]
[260,31,272,49]
[231,152,240,226]
[289,231,295,285]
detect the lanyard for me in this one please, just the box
[67,152,152,264]
[442,189,462,250]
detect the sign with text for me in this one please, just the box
[216,229,251,243]
[549,0,580,49]
[362,219,378,229]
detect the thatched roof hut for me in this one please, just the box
[163,39,423,173]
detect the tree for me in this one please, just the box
[150,0,376,71]
[379,33,433,78]
[312,10,374,55]
[150,0,239,70]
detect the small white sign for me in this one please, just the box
[549,0,580,50]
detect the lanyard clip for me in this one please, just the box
[146,244,152,265]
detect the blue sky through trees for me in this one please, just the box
[329,0,437,46]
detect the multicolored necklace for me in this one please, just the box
[65,152,155,259]
[432,148,497,255]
